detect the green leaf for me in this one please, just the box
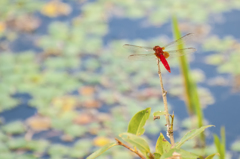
[172,16,205,145]
[69,148,86,158]
[205,54,224,65]
[0,152,16,159]
[26,140,49,153]
[87,142,117,159]
[153,111,167,116]
[74,139,92,151]
[0,131,7,141]
[64,124,85,138]
[155,133,171,155]
[119,132,150,156]
[7,138,27,150]
[175,125,214,148]
[214,133,224,159]
[160,148,199,159]
[220,126,225,158]
[2,121,25,135]
[127,107,151,136]
[0,142,8,152]
[48,144,69,157]
[16,154,37,159]
[154,153,161,159]
[205,153,219,159]
[231,140,240,152]
[49,22,69,40]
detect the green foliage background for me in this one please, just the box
[1,0,240,158]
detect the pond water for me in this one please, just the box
[0,1,240,159]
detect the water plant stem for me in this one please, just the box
[157,59,175,146]
[115,138,146,159]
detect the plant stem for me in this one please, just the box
[115,138,146,159]
[157,59,175,146]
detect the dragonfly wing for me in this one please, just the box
[128,53,157,61]
[123,44,153,52]
[164,47,196,59]
[163,33,194,50]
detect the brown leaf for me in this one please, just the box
[83,100,101,108]
[0,21,6,33]
[93,136,111,147]
[97,113,111,122]
[74,113,93,125]
[79,86,95,96]
[61,134,74,142]
[27,116,51,131]
[41,1,72,17]
[7,15,40,32]
[52,96,78,113]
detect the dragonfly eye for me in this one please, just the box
[153,46,158,51]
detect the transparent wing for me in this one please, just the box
[123,44,153,52]
[163,33,194,50]
[128,53,157,61]
[165,47,196,59]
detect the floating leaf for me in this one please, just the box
[0,131,7,142]
[27,116,51,131]
[175,125,214,148]
[26,140,49,153]
[41,1,71,17]
[93,136,111,147]
[7,138,27,150]
[74,139,92,151]
[2,121,25,135]
[69,148,87,158]
[80,86,95,96]
[231,140,240,152]
[48,144,69,158]
[155,133,171,155]
[64,124,85,138]
[87,142,117,159]
[0,22,6,34]
[205,54,224,65]
[51,118,72,130]
[74,113,93,125]
[0,152,16,159]
[181,118,192,129]
[127,107,151,136]
[0,142,8,153]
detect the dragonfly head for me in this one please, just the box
[153,46,161,52]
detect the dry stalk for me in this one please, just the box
[157,59,175,146]
[115,138,146,159]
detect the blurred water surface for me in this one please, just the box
[0,0,240,158]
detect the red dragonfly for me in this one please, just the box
[123,33,196,73]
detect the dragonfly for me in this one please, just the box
[123,33,196,73]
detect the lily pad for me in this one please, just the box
[2,121,25,135]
